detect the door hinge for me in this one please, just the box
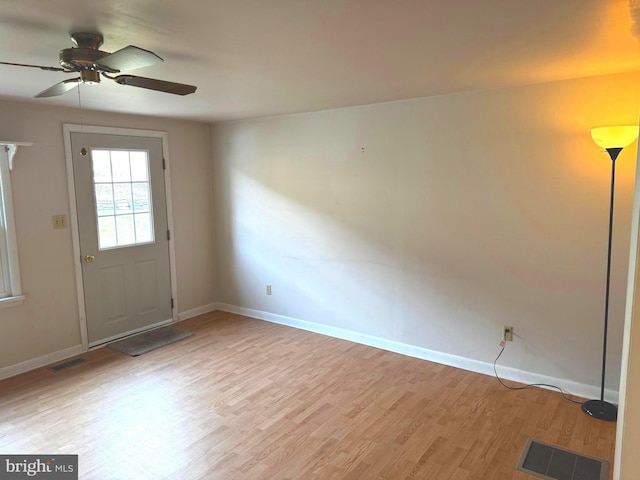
[171,298,174,309]
[162,158,166,170]
[167,229,171,241]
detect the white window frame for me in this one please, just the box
[0,142,30,308]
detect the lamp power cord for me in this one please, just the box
[493,342,582,405]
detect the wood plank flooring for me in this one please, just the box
[0,311,616,479]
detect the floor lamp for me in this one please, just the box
[582,125,638,422]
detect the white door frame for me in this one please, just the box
[63,124,179,351]
[614,140,640,478]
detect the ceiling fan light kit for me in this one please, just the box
[0,32,197,98]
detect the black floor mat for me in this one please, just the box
[107,326,193,356]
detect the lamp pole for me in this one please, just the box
[582,126,638,420]
[581,146,622,422]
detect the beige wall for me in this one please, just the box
[0,99,216,369]
[211,71,640,398]
[1,67,640,476]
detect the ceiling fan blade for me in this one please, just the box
[112,75,197,95]
[0,61,67,72]
[35,78,81,98]
[97,46,163,72]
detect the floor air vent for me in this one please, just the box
[516,438,607,480]
[49,358,86,372]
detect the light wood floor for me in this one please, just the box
[0,311,616,479]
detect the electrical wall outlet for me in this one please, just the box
[503,326,514,342]
[266,284,272,296]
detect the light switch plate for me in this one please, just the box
[52,214,67,229]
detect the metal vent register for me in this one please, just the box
[516,438,607,480]
[49,357,86,372]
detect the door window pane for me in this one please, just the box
[113,183,133,215]
[95,184,115,216]
[130,152,149,182]
[91,149,155,250]
[116,215,136,245]
[92,150,112,182]
[111,151,131,182]
[98,216,117,249]
[132,183,150,213]
[134,213,153,243]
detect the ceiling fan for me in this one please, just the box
[0,32,197,98]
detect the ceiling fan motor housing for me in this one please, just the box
[59,33,115,78]
[59,47,109,71]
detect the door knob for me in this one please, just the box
[84,255,96,263]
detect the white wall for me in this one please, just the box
[211,71,640,397]
[0,99,216,370]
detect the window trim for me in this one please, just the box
[0,142,31,306]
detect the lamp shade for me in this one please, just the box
[591,126,638,149]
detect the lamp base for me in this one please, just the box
[581,399,617,421]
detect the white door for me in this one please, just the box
[71,133,173,345]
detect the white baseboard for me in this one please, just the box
[178,302,218,321]
[0,301,218,381]
[216,303,618,404]
[0,344,84,381]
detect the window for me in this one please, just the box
[0,144,24,306]
[92,149,155,249]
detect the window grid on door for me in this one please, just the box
[91,149,155,250]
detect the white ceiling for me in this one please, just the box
[0,0,639,122]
